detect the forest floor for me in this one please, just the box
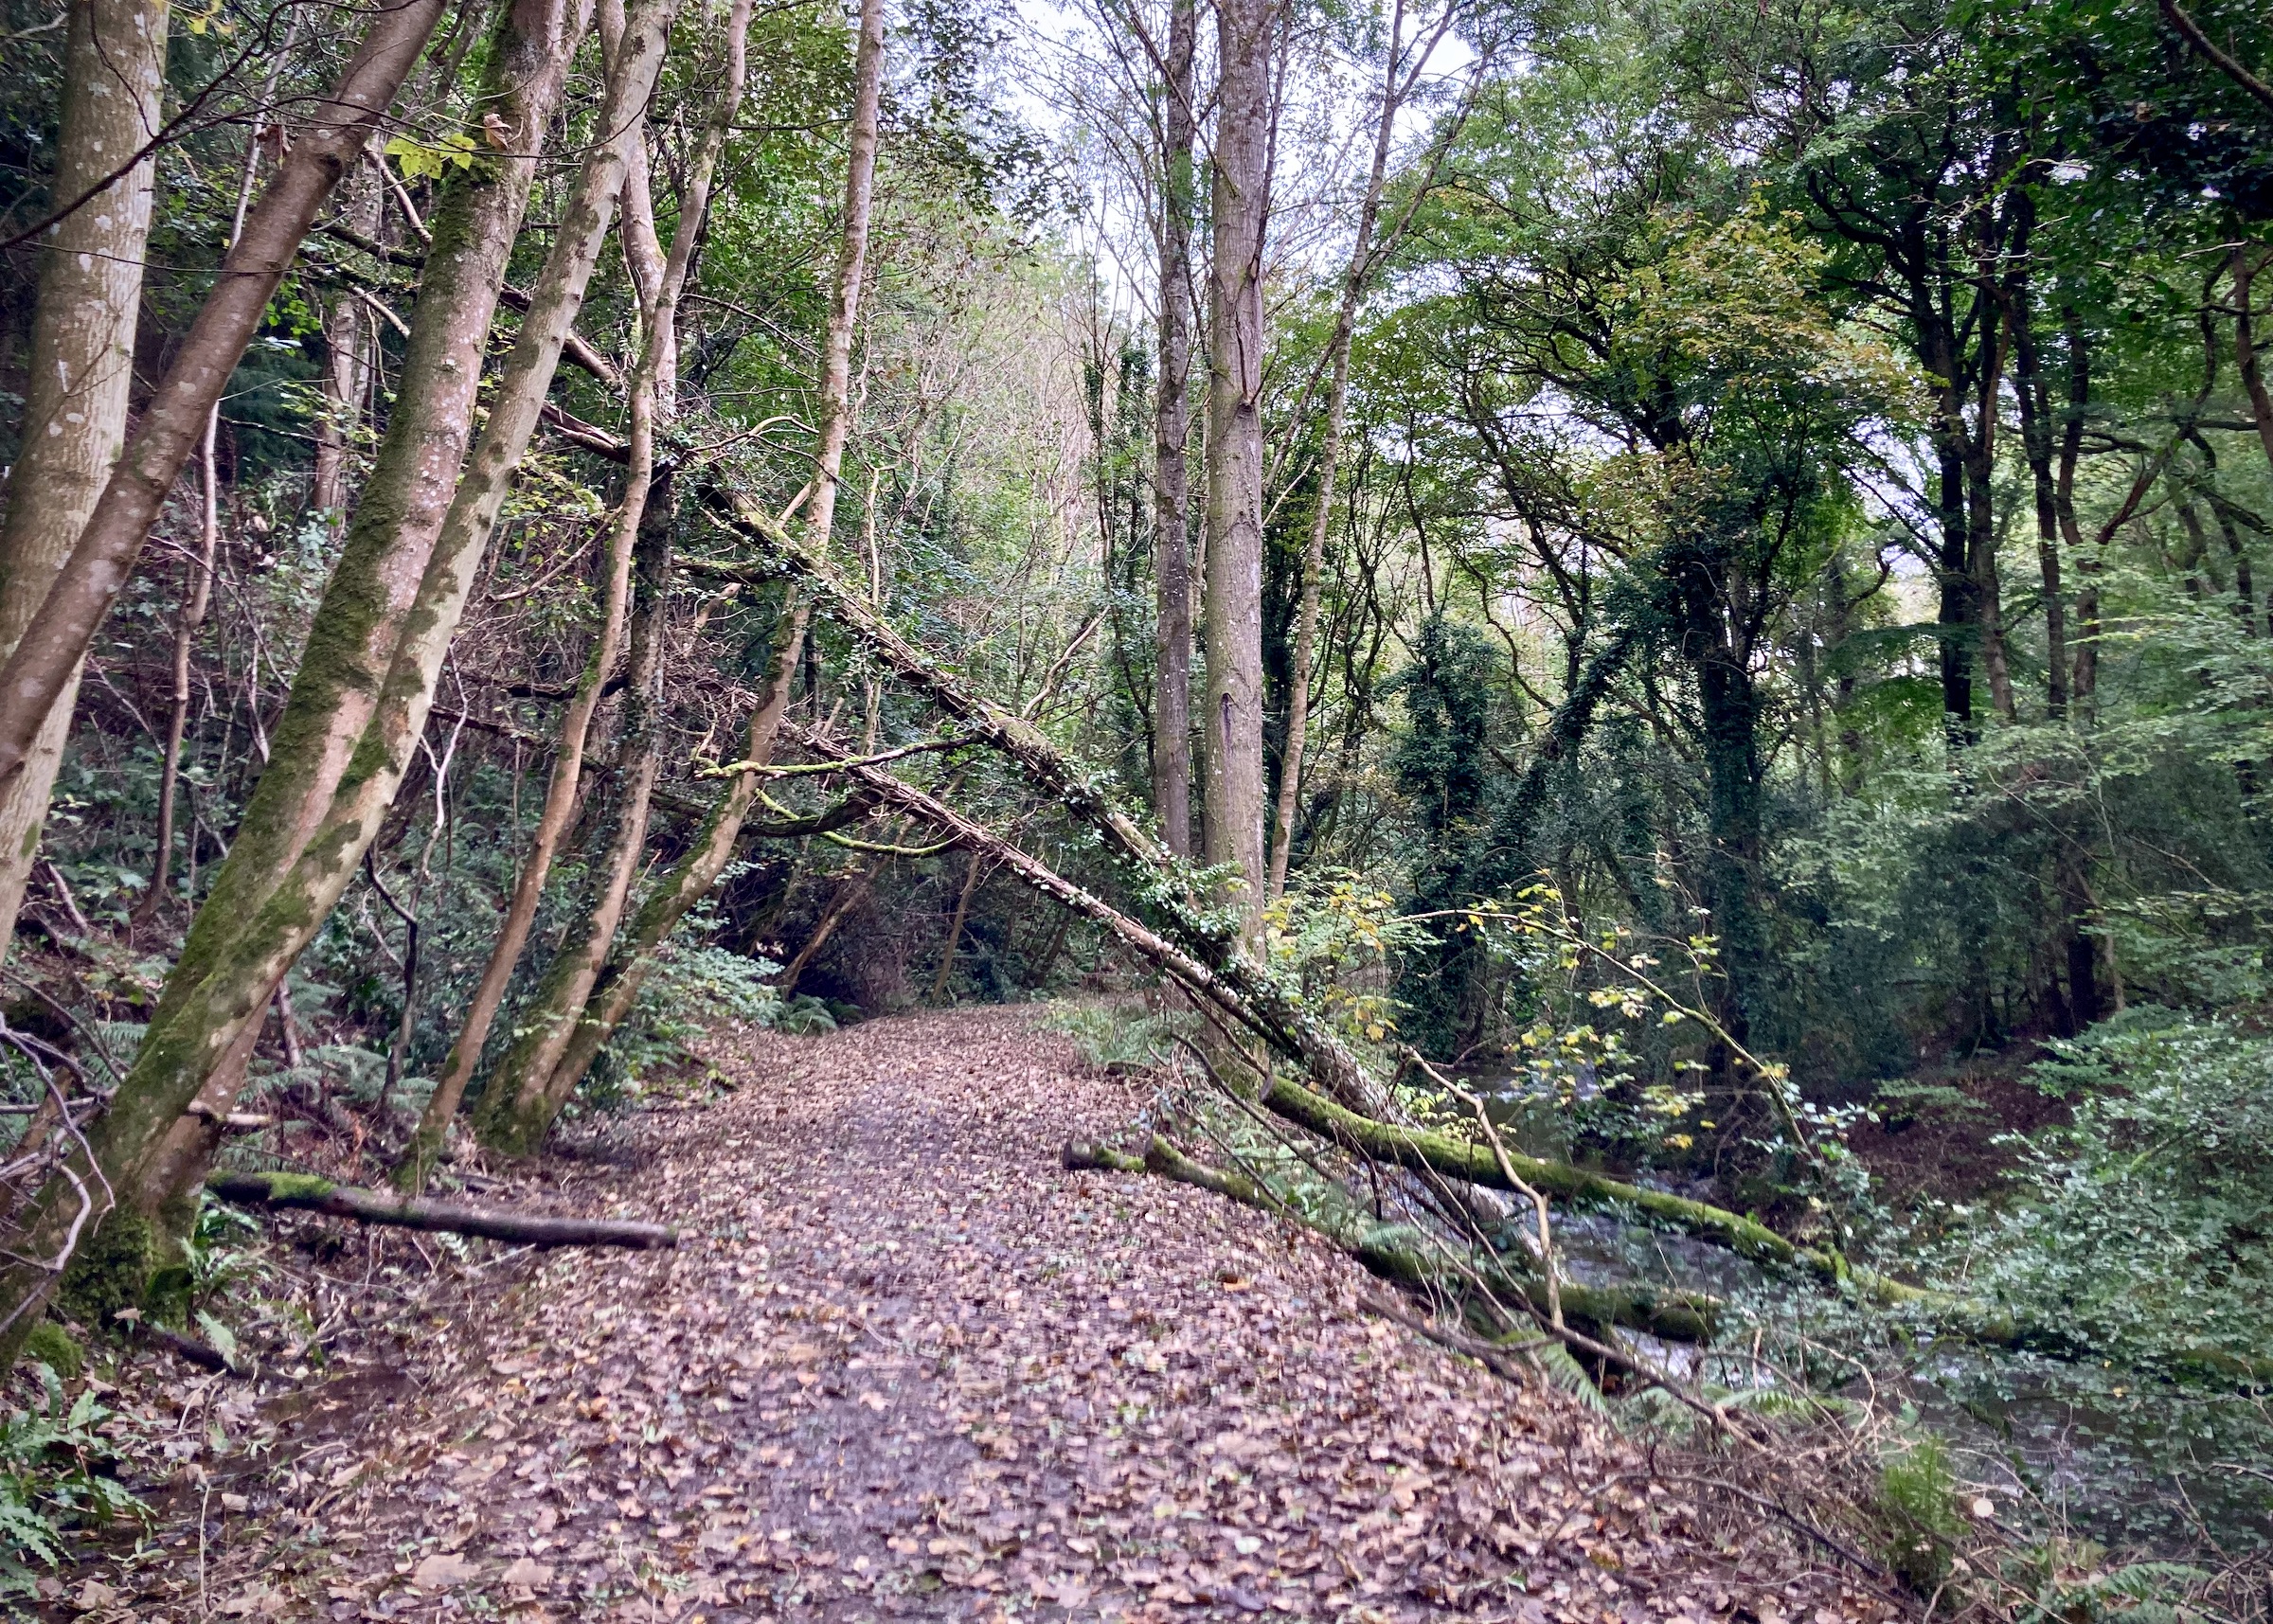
[39,1008,1904,1623]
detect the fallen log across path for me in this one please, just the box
[1063,1136,1720,1345]
[208,1171,676,1249]
[696,491,1393,1119]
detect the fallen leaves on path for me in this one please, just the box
[45,1008,1899,1622]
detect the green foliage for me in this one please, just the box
[0,1365,142,1596]
[1041,1003,1189,1073]
[1932,1010,2273,1376]
[1877,1433,1965,1592]
[774,995,839,1037]
[587,945,785,1107]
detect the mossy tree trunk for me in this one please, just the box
[467,0,764,1157]
[379,0,683,1188]
[0,0,615,1360]
[468,0,883,1150]
[0,0,170,960]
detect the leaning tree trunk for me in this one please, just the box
[698,489,1394,1117]
[468,0,887,1135]
[0,0,449,796]
[1200,0,1275,935]
[120,0,602,1248]
[0,0,170,960]
[1150,0,1198,859]
[15,0,602,1329]
[527,598,810,1109]
[467,0,766,1157]
[0,0,456,1362]
[472,487,672,1155]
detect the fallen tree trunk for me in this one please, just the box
[761,710,1388,1115]
[208,1172,675,1249]
[1259,1074,1831,1279]
[1063,1136,1718,1345]
[785,732,2273,1390]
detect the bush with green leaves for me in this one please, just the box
[1929,1008,2273,1377]
[588,943,784,1103]
[0,1364,141,1596]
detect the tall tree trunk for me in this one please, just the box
[1202,0,1275,933]
[1151,0,1197,859]
[311,163,382,520]
[2006,245,2067,717]
[2055,312,2099,711]
[0,0,170,957]
[466,0,762,1157]
[0,0,447,797]
[383,0,681,1186]
[1968,273,2015,721]
[2232,245,2273,484]
[1917,288,1977,734]
[0,0,462,1360]
[138,419,221,920]
[1267,0,1433,900]
[474,491,671,1153]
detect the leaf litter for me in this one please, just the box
[37,1008,1903,1622]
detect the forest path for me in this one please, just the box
[130,1008,1885,1623]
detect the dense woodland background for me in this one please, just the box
[0,0,2270,1598]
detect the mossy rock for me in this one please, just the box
[20,1321,82,1382]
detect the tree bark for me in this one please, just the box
[209,1171,675,1248]
[1151,0,1198,859]
[0,0,446,799]
[389,0,683,1185]
[0,0,613,1361]
[518,598,813,1111]
[468,0,761,1156]
[139,419,221,919]
[468,0,884,1142]
[0,0,170,957]
[1202,0,1275,935]
[1968,271,2015,721]
[2006,246,2067,717]
[1267,2,1412,900]
[2056,312,2099,710]
[2232,246,2273,484]
[932,852,985,1000]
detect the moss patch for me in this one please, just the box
[53,1206,156,1332]
[20,1321,82,1382]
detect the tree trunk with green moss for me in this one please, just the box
[471,0,878,1150]
[406,0,690,1179]
[0,0,595,1359]
[0,0,170,963]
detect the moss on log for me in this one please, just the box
[1064,1136,1720,1345]
[208,1171,675,1249]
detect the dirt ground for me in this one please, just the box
[37,1008,1900,1622]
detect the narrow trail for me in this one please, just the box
[99,1008,1894,1622]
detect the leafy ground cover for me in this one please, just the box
[23,1009,1896,1621]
